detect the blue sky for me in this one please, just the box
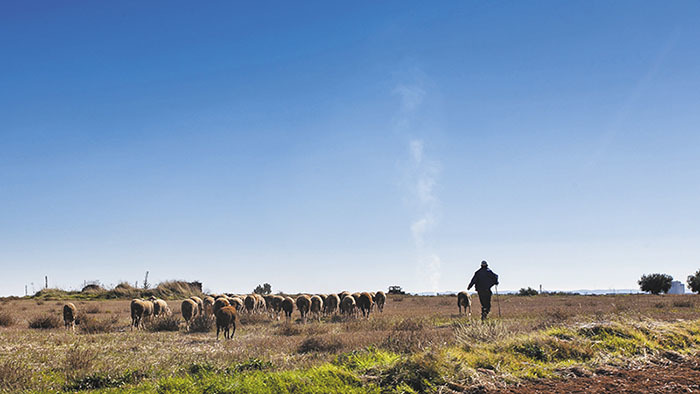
[2,1,699,296]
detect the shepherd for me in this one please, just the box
[467,260,499,320]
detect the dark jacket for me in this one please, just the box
[468,267,499,292]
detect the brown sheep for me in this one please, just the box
[324,294,340,315]
[281,296,295,321]
[341,295,356,317]
[204,296,216,316]
[190,296,204,315]
[318,294,327,305]
[374,291,386,313]
[339,291,351,300]
[213,297,230,316]
[296,295,312,323]
[357,292,373,318]
[244,295,256,313]
[215,305,237,340]
[181,299,198,331]
[269,295,284,320]
[130,299,147,330]
[63,303,77,332]
[457,291,472,316]
[310,295,323,322]
[153,299,170,317]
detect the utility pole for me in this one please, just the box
[539,284,542,294]
[25,285,28,296]
[143,271,149,289]
[45,276,48,289]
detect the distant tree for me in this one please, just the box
[638,273,673,295]
[688,270,700,294]
[253,283,272,295]
[517,287,538,296]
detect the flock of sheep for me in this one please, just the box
[124,291,388,340]
[60,290,471,340]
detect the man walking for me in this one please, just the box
[467,260,499,320]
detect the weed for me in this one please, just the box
[80,314,120,334]
[0,359,31,391]
[298,336,343,354]
[0,311,16,327]
[28,314,62,329]
[188,314,214,333]
[147,315,181,332]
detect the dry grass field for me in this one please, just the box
[1,293,700,393]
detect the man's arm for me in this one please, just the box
[467,273,477,290]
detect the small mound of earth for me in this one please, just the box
[492,355,700,393]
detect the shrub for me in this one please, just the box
[64,345,97,380]
[147,315,181,332]
[84,304,101,314]
[79,315,120,334]
[276,323,302,336]
[378,352,444,393]
[298,336,343,354]
[0,311,16,327]
[639,273,673,295]
[28,314,62,329]
[518,287,538,296]
[381,319,431,353]
[188,314,214,333]
[454,320,512,348]
[688,270,700,294]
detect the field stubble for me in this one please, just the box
[0,293,699,392]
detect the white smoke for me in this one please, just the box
[407,138,442,292]
[394,78,443,292]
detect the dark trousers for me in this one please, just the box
[477,289,492,320]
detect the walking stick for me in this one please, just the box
[495,285,502,318]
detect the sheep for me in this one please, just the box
[269,295,284,320]
[374,291,386,313]
[296,295,311,323]
[310,295,323,322]
[324,294,340,315]
[63,303,77,332]
[357,292,373,318]
[204,296,216,316]
[457,291,472,316]
[130,299,147,330]
[213,297,230,316]
[339,291,351,300]
[318,294,327,305]
[281,296,295,321]
[229,297,245,312]
[369,292,376,311]
[215,305,237,340]
[153,299,170,317]
[190,296,204,315]
[244,295,256,313]
[341,295,356,317]
[181,299,198,331]
[255,294,266,313]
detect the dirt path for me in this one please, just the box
[492,354,700,393]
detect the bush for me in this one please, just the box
[298,336,343,354]
[688,270,700,294]
[147,315,181,332]
[639,273,673,295]
[518,287,538,296]
[79,315,120,334]
[28,314,62,329]
[381,319,432,353]
[0,311,16,327]
[188,314,214,333]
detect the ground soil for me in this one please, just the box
[491,354,700,393]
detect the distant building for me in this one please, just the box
[669,281,685,295]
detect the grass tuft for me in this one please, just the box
[28,314,62,329]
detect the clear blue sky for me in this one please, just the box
[2,1,699,296]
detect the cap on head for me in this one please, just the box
[481,260,488,267]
